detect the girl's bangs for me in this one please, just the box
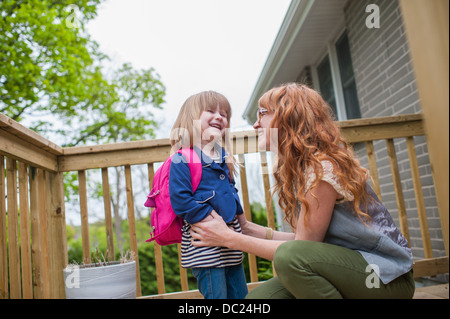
[202,92,232,118]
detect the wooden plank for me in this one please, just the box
[62,131,259,156]
[0,129,58,172]
[37,169,50,298]
[0,114,63,155]
[338,114,422,128]
[0,156,8,299]
[365,141,382,201]
[386,139,410,244]
[59,145,171,172]
[29,166,43,299]
[406,137,433,259]
[340,117,424,143]
[78,170,90,264]
[178,244,189,291]
[413,256,449,278]
[413,284,449,299]
[124,165,141,297]
[6,158,21,298]
[141,282,264,299]
[238,154,258,283]
[46,171,67,298]
[143,288,203,300]
[259,152,276,276]
[18,162,33,299]
[101,168,115,261]
[154,243,165,294]
[62,138,171,155]
[260,152,275,230]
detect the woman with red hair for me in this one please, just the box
[191,83,414,298]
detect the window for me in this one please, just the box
[314,31,361,120]
[317,56,338,117]
[336,32,361,119]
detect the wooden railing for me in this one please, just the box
[0,112,448,299]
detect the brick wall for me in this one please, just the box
[344,0,445,260]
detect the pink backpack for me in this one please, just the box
[145,148,202,245]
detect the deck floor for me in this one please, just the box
[413,284,449,299]
[143,283,449,299]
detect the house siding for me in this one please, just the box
[343,0,445,262]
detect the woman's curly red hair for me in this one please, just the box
[258,83,372,229]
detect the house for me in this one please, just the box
[243,0,448,277]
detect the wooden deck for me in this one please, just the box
[414,284,449,299]
[140,282,449,299]
[0,113,448,299]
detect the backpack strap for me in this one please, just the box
[178,148,202,192]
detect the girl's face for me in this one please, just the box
[199,105,228,145]
[253,107,276,153]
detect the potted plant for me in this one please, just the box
[63,249,137,299]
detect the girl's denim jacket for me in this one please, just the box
[169,147,243,225]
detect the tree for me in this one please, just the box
[1,0,105,123]
[0,0,165,145]
[1,0,166,254]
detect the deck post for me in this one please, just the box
[399,0,449,255]
[46,171,67,298]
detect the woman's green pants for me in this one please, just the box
[246,240,415,299]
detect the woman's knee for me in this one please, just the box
[273,241,294,273]
[274,240,312,278]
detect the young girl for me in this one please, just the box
[191,83,414,299]
[168,91,248,299]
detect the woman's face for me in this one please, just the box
[253,108,276,153]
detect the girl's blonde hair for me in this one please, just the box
[170,91,238,177]
[259,83,372,229]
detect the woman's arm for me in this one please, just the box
[294,180,337,242]
[237,213,295,241]
[192,211,284,260]
[191,180,338,259]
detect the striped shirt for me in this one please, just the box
[180,216,244,268]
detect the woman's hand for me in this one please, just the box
[192,211,288,261]
[190,211,235,248]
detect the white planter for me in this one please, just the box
[63,261,136,299]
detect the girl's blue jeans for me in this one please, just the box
[192,264,248,299]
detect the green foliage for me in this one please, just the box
[66,218,197,296]
[1,0,104,122]
[1,0,166,147]
[66,202,274,296]
[245,202,275,281]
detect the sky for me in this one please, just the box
[86,0,291,138]
[61,0,292,225]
